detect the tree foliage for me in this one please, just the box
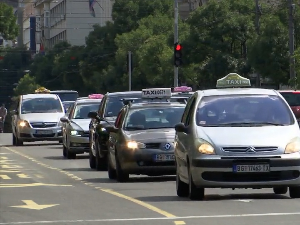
[13,74,40,97]
[0,3,18,40]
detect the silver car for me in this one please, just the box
[11,93,65,146]
[60,98,102,159]
[175,73,300,200]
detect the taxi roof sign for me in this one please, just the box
[88,94,103,99]
[216,73,251,88]
[173,86,192,92]
[142,88,172,99]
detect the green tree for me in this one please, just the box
[0,3,18,40]
[184,0,256,88]
[13,74,40,97]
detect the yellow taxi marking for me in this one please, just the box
[0,183,73,188]
[101,189,176,218]
[0,175,11,179]
[174,221,186,225]
[4,147,179,220]
[10,200,59,210]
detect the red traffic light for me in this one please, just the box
[70,56,76,60]
[175,44,181,51]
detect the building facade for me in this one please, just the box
[34,0,114,50]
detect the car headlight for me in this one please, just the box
[19,120,29,127]
[285,138,300,154]
[126,141,146,149]
[101,128,106,131]
[198,143,215,155]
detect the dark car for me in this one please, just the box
[278,90,300,119]
[88,91,141,170]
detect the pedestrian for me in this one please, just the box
[0,104,7,133]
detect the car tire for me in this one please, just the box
[63,145,67,157]
[89,149,96,169]
[289,186,300,198]
[15,133,23,146]
[107,154,116,179]
[115,152,129,182]
[273,187,288,195]
[176,163,188,197]
[95,138,106,171]
[188,166,204,200]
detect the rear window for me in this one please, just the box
[279,92,300,107]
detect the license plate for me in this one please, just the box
[153,154,175,162]
[233,164,270,173]
[35,130,53,134]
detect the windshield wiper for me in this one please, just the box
[218,122,285,126]
[125,127,145,130]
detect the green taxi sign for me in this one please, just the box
[216,73,251,88]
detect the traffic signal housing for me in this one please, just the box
[174,43,182,67]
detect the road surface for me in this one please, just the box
[1,133,300,225]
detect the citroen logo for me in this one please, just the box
[164,143,171,150]
[245,146,256,153]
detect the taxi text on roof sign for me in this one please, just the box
[142,88,172,98]
[216,73,251,88]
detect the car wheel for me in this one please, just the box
[289,186,300,198]
[115,152,129,182]
[176,163,189,197]
[188,165,204,200]
[65,140,76,159]
[63,145,67,157]
[273,187,288,195]
[107,154,116,179]
[95,139,106,171]
[15,133,23,146]
[89,149,96,169]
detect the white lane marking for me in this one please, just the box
[1,212,300,224]
[233,199,252,202]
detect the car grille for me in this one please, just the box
[145,143,161,149]
[81,131,90,137]
[221,146,278,153]
[30,122,57,128]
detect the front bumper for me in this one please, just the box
[119,149,175,175]
[18,126,62,141]
[68,135,89,153]
[190,156,300,188]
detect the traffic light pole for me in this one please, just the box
[174,0,179,87]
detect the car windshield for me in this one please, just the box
[104,94,141,117]
[124,106,185,130]
[21,98,63,114]
[280,92,300,107]
[73,103,100,119]
[196,94,294,127]
[52,92,79,101]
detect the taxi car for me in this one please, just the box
[11,88,65,146]
[175,73,300,200]
[88,91,142,170]
[105,88,186,182]
[60,94,103,159]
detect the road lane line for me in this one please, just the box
[17,174,31,178]
[101,188,176,217]
[0,175,11,179]
[174,221,186,225]
[4,146,179,220]
[1,212,300,224]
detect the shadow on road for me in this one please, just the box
[44,155,89,160]
[135,193,290,202]
[81,175,176,184]
[63,168,97,172]
[21,143,59,147]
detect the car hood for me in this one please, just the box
[20,113,65,123]
[124,128,175,142]
[196,125,300,153]
[71,119,91,131]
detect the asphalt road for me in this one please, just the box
[1,133,300,225]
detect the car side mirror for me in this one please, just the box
[60,117,69,123]
[105,125,119,133]
[175,123,187,133]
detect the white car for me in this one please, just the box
[11,93,65,146]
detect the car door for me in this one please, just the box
[64,104,75,146]
[176,95,197,179]
[109,108,126,169]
